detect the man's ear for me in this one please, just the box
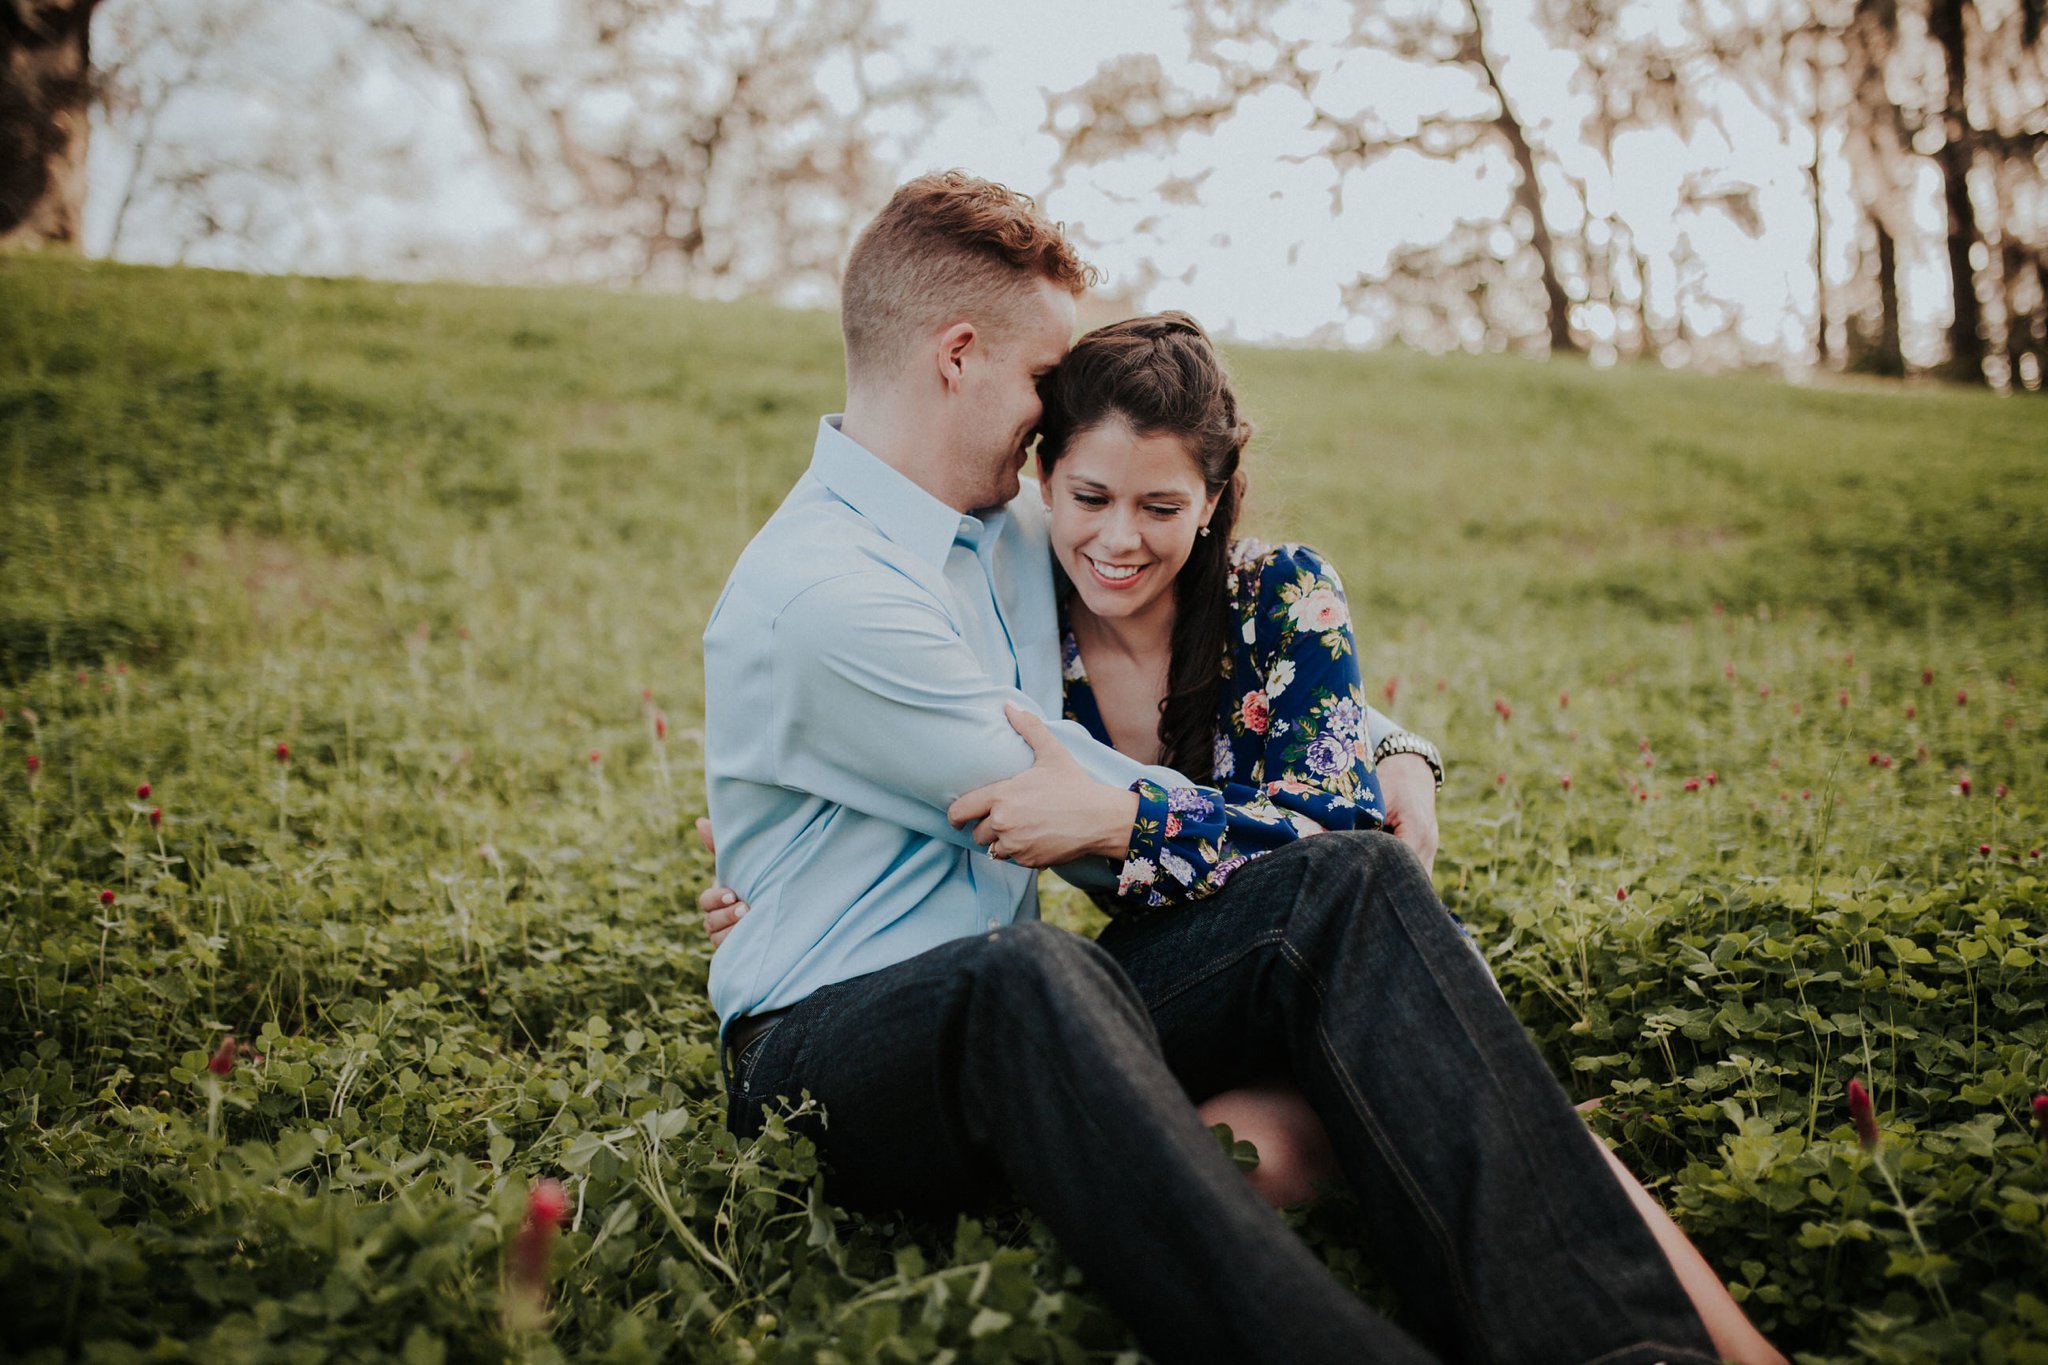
[935,321,977,393]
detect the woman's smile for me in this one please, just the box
[1084,555,1150,587]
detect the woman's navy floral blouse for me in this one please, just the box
[1062,540,1386,910]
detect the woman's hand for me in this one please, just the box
[694,816,748,947]
[947,705,1139,868]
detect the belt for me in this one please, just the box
[722,1006,790,1081]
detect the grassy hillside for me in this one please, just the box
[2,254,2044,1363]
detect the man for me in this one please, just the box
[702,171,1721,1364]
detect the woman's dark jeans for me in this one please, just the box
[725,831,1719,1365]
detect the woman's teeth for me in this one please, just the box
[1089,558,1142,582]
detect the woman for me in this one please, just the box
[703,313,1782,1364]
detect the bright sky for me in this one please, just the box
[81,0,1954,365]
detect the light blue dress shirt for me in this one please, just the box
[704,417,1399,1031]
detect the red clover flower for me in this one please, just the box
[507,1178,572,1325]
[1848,1078,1880,1151]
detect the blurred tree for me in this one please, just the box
[1538,0,1737,362]
[1838,0,2042,385]
[1046,0,1589,355]
[1680,0,2043,386]
[1837,0,1912,377]
[346,0,966,291]
[83,0,963,293]
[1924,0,1988,381]
[1,0,103,248]
[1047,0,1777,360]
[1975,0,2046,390]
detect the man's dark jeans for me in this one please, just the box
[724,831,1720,1365]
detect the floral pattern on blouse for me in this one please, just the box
[1062,539,1387,910]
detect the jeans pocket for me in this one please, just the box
[737,1018,783,1098]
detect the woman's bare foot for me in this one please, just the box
[1196,1083,1341,1208]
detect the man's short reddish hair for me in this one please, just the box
[841,171,1098,385]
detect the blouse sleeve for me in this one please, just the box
[1113,543,1386,910]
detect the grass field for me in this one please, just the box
[2,253,2045,1363]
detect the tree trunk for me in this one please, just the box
[1495,103,1577,355]
[1,1,101,249]
[1631,242,1659,363]
[2021,249,2048,392]
[1926,0,1987,384]
[1874,221,1904,375]
[1809,50,1830,365]
[2001,234,2030,388]
[1466,0,1578,355]
[1809,153,1829,365]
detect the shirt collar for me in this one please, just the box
[810,416,1006,569]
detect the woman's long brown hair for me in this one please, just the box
[1035,312,1250,783]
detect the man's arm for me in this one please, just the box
[1364,705,1399,751]
[770,569,1181,853]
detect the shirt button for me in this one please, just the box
[986,917,1000,931]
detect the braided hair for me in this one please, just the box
[1035,312,1251,783]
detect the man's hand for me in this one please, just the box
[946,705,1139,868]
[695,816,746,947]
[1377,753,1440,874]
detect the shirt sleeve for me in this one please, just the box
[1365,704,1400,751]
[769,568,1193,859]
[1114,543,1386,910]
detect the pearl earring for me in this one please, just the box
[1197,525,1212,538]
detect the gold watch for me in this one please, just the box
[1372,732,1444,791]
